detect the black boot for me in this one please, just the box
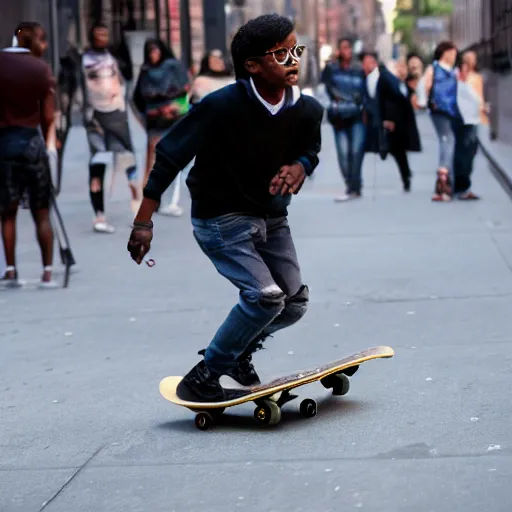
[176,360,226,402]
[227,354,261,386]
[198,349,261,387]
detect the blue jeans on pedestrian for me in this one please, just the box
[430,113,457,186]
[333,121,366,194]
[453,124,478,194]
[191,214,309,374]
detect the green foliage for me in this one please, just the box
[394,14,416,48]
[421,0,453,15]
[393,0,453,51]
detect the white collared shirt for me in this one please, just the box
[249,77,301,115]
[250,77,285,115]
[366,67,380,99]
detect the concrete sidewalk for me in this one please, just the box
[2,111,512,512]
[478,123,512,196]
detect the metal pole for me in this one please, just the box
[202,0,227,53]
[325,0,330,48]
[284,0,293,19]
[180,0,192,69]
[50,0,60,76]
[154,0,161,39]
[164,0,171,47]
[314,0,320,85]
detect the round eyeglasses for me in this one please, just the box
[247,44,306,66]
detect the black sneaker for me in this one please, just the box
[176,361,226,403]
[226,354,261,387]
[198,349,261,387]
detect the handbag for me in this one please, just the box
[327,100,363,123]
[326,89,363,124]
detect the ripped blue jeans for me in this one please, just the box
[430,113,458,186]
[192,214,309,374]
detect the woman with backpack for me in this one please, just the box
[423,41,462,201]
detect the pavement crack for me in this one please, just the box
[38,445,105,511]
[79,451,511,471]
[490,232,512,276]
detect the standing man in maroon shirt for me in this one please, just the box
[0,22,57,288]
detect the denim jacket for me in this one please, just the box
[321,60,365,123]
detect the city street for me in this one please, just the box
[2,112,512,511]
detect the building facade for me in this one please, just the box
[2,0,384,83]
[451,0,512,142]
[0,0,78,74]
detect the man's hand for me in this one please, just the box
[269,163,306,196]
[127,221,153,265]
[383,120,395,132]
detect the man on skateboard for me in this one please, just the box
[127,14,323,402]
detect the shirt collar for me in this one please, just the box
[368,66,380,80]
[2,47,30,53]
[250,77,285,115]
[438,60,454,72]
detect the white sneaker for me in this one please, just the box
[158,204,184,217]
[1,268,24,288]
[38,280,59,290]
[93,221,116,234]
[334,194,351,202]
[1,278,23,289]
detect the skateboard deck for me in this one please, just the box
[160,345,394,430]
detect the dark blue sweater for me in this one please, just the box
[143,80,324,218]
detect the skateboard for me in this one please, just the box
[159,345,394,431]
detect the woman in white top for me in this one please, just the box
[451,52,486,200]
[189,49,235,105]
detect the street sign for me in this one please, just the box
[415,16,447,33]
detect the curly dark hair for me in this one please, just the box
[337,37,353,48]
[230,13,294,80]
[14,21,42,47]
[433,41,457,62]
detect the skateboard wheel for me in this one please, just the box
[254,400,281,426]
[332,374,350,396]
[195,411,214,431]
[300,398,317,418]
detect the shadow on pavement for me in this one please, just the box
[155,396,371,433]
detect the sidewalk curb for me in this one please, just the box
[478,137,512,200]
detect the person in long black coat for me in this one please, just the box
[361,53,422,192]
